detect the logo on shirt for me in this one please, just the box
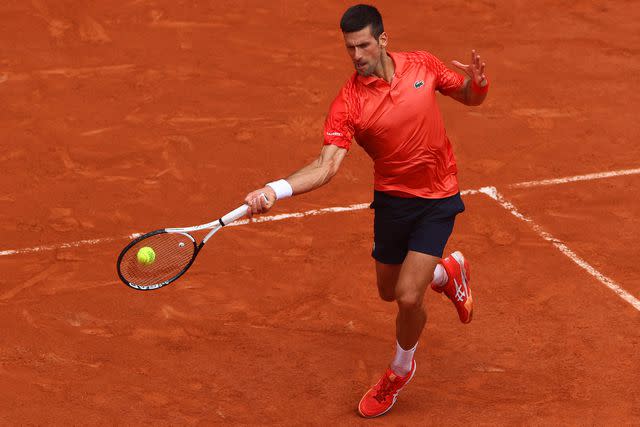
[414,80,425,89]
[326,131,343,136]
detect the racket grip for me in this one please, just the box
[220,205,249,226]
[220,194,268,226]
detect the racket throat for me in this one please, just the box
[202,226,222,244]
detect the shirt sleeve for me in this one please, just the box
[323,85,355,150]
[431,54,465,95]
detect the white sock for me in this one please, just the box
[431,263,448,287]
[390,340,417,377]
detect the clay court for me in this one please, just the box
[1,0,639,425]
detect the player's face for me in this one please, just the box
[343,26,387,76]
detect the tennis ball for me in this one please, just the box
[136,246,156,265]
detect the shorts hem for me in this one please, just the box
[371,251,405,265]
[406,246,445,259]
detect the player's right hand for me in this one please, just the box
[244,187,276,217]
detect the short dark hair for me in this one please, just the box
[340,4,384,39]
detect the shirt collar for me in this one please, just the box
[357,51,405,86]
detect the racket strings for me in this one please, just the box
[119,233,196,288]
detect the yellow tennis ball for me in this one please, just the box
[136,246,156,265]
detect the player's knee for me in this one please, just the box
[396,292,424,312]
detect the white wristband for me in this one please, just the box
[266,179,293,200]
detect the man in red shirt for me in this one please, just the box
[244,4,488,418]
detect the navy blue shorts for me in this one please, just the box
[370,191,465,264]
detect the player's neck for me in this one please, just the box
[373,50,395,84]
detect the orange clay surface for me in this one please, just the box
[1,1,639,425]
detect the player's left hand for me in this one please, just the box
[452,49,487,87]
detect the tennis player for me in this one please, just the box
[244,4,488,418]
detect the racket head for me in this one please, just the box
[116,230,199,290]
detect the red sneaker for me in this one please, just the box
[357,360,417,418]
[432,251,473,323]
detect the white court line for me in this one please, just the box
[0,237,118,257]
[0,189,479,257]
[230,189,480,226]
[479,186,640,311]
[0,234,142,257]
[227,203,371,227]
[509,167,640,189]
[0,165,638,257]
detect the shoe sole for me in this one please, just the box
[357,361,417,418]
[451,251,473,323]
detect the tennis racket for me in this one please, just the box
[116,197,264,291]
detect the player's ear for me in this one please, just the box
[378,32,388,48]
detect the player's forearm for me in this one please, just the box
[463,77,489,106]
[286,157,339,195]
[260,145,346,204]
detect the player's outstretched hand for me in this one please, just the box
[244,187,276,217]
[452,49,487,87]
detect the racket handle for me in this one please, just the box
[219,193,268,226]
[220,205,249,226]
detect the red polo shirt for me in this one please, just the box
[323,51,465,198]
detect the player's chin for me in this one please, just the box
[354,63,369,76]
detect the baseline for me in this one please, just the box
[1,166,639,257]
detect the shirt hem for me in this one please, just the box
[375,186,460,199]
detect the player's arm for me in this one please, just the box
[286,144,347,195]
[446,49,489,106]
[244,144,348,216]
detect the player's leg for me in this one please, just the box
[394,251,440,350]
[358,193,468,418]
[360,193,434,418]
[375,261,402,301]
[358,251,436,418]
[370,190,413,302]
[386,194,468,375]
